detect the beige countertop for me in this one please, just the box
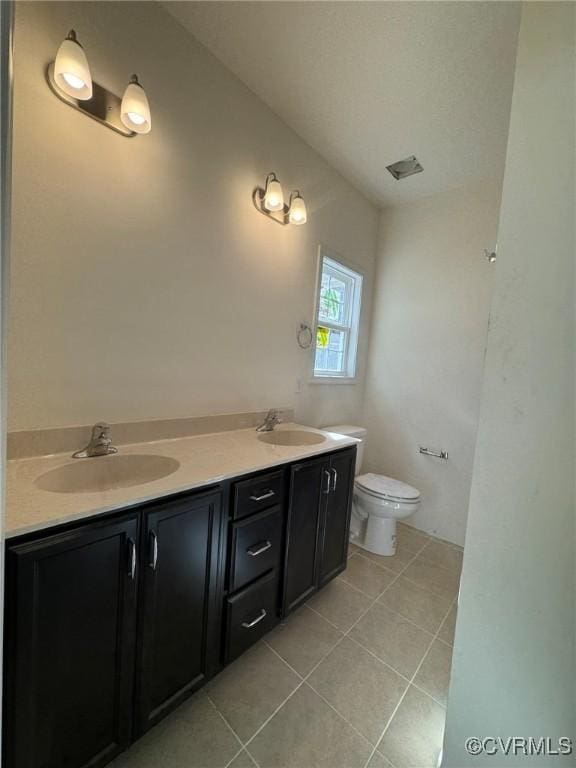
[6,423,357,539]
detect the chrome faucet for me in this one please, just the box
[72,423,118,458]
[256,409,282,432]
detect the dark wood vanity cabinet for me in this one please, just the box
[4,513,140,768]
[283,446,356,615]
[222,471,286,663]
[3,445,355,768]
[135,490,222,735]
[318,447,356,587]
[3,490,223,768]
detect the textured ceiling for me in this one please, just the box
[165,1,521,207]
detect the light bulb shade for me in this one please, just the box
[121,77,151,134]
[264,177,284,212]
[54,32,92,100]
[289,194,307,225]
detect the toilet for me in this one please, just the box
[326,425,421,556]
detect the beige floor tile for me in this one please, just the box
[419,540,463,574]
[207,643,300,742]
[378,686,445,768]
[402,558,460,600]
[247,683,372,768]
[110,691,240,768]
[227,749,258,768]
[379,577,451,634]
[396,524,430,554]
[414,639,453,706]
[349,603,433,678]
[355,545,416,575]
[308,637,407,744]
[339,554,397,597]
[438,603,457,646]
[307,578,372,632]
[266,605,342,676]
[367,752,395,768]
[349,542,362,555]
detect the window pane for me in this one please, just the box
[318,269,350,326]
[314,254,362,379]
[314,328,346,374]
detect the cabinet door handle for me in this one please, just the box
[249,489,275,502]
[323,469,331,494]
[241,609,267,629]
[246,540,272,557]
[127,538,137,580]
[331,468,338,493]
[149,531,158,570]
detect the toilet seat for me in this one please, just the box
[355,473,420,503]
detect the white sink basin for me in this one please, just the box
[258,430,326,447]
[35,454,181,494]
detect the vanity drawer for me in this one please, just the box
[224,571,279,662]
[233,470,284,519]
[229,505,283,592]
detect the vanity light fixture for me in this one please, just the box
[263,173,284,212]
[288,191,307,226]
[47,30,152,138]
[253,173,308,226]
[120,75,152,134]
[53,30,92,100]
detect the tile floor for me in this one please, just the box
[111,523,462,768]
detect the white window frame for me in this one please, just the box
[312,248,363,382]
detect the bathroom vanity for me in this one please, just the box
[2,426,356,768]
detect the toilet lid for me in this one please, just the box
[356,473,420,502]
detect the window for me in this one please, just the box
[313,252,363,379]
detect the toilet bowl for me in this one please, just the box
[326,425,421,556]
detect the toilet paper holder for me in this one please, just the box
[419,446,449,460]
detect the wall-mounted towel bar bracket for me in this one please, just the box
[419,446,449,460]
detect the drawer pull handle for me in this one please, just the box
[149,531,158,570]
[331,468,338,493]
[249,490,275,502]
[323,469,331,494]
[247,540,272,557]
[242,609,267,629]
[127,538,137,581]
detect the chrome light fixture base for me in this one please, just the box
[252,187,290,226]
[47,62,136,137]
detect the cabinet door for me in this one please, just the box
[319,447,356,586]
[4,514,139,768]
[136,490,222,735]
[282,456,329,615]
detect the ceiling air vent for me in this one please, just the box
[386,155,423,180]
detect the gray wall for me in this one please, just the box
[363,179,502,546]
[443,3,575,761]
[8,2,378,432]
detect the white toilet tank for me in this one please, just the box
[325,425,367,475]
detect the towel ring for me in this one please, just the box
[297,323,314,349]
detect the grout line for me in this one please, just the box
[398,522,464,553]
[262,638,306,681]
[366,598,440,637]
[205,690,246,750]
[241,628,353,755]
[352,547,460,602]
[346,551,399,578]
[264,634,377,751]
[305,601,349,633]
[343,632,427,690]
[399,573,459,602]
[221,549,460,768]
[300,680,375,749]
[360,596,456,768]
[223,747,246,768]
